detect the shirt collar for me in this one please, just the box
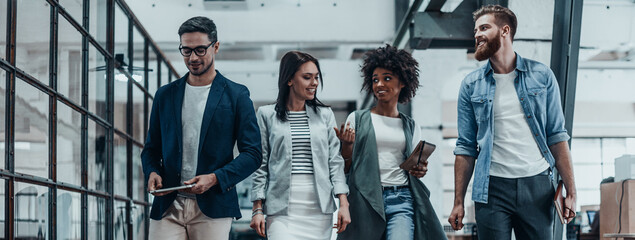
[483,52,527,77]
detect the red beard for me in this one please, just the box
[474,32,501,61]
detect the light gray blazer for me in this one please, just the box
[250,104,349,215]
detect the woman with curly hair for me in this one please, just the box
[250,51,351,240]
[335,45,446,240]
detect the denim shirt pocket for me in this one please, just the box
[527,87,547,113]
[470,95,490,122]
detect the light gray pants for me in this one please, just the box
[475,170,555,240]
[149,197,232,240]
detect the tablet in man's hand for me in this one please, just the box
[149,184,196,194]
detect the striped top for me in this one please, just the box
[289,111,313,174]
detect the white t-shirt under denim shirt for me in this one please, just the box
[490,71,549,178]
[346,112,422,186]
[180,81,212,198]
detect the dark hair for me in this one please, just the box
[473,5,518,40]
[178,16,218,43]
[360,44,420,103]
[275,51,327,121]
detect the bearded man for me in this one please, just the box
[447,5,577,240]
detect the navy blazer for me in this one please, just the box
[141,70,262,220]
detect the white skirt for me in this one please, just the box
[266,174,333,240]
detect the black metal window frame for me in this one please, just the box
[1,0,179,239]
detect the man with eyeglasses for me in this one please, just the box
[142,16,262,240]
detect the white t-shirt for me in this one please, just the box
[490,71,549,178]
[181,81,212,186]
[345,112,422,186]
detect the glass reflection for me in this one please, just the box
[0,179,5,236]
[57,101,82,186]
[133,85,144,143]
[114,69,128,132]
[0,0,6,60]
[57,17,83,105]
[113,133,127,196]
[148,55,158,95]
[58,0,83,24]
[57,190,81,240]
[133,204,146,240]
[162,62,171,84]
[16,0,50,85]
[114,4,129,68]
[1,69,5,169]
[114,201,127,240]
[132,145,144,201]
[15,79,49,178]
[88,119,107,192]
[88,44,108,120]
[88,196,106,240]
[89,0,107,47]
[15,182,49,240]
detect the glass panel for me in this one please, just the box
[0,0,6,60]
[147,97,153,132]
[15,79,49,178]
[58,0,82,25]
[113,201,127,240]
[132,144,144,201]
[132,204,146,240]
[132,26,144,79]
[88,119,107,192]
[88,196,106,240]
[15,182,49,240]
[133,85,144,143]
[162,62,170,85]
[16,0,50,85]
[0,179,5,237]
[148,53,158,95]
[571,138,602,164]
[0,68,5,169]
[57,190,81,240]
[57,17,83,105]
[113,133,127,196]
[114,4,128,71]
[88,0,107,47]
[113,69,127,132]
[88,43,107,120]
[57,101,81,186]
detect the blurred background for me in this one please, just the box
[0,0,634,239]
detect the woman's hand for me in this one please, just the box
[334,194,352,234]
[249,201,266,237]
[250,213,266,237]
[334,122,355,145]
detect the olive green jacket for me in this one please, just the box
[337,109,447,240]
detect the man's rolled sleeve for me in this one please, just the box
[454,79,480,159]
[544,70,571,147]
[453,145,479,158]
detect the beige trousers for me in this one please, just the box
[148,197,232,240]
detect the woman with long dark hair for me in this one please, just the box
[336,45,446,240]
[250,51,351,240]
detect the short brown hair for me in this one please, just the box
[473,5,517,40]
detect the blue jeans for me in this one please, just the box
[382,187,414,240]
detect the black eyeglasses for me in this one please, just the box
[179,42,215,57]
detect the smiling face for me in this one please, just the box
[180,32,219,76]
[474,14,502,61]
[288,61,320,102]
[372,67,404,103]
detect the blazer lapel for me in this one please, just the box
[198,72,227,155]
[172,76,187,158]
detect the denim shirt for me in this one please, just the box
[454,53,570,203]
